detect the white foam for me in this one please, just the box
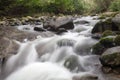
[5,62,72,80]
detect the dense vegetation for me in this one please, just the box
[0,0,120,16]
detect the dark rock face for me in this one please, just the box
[92,19,119,34]
[112,14,120,30]
[73,74,98,80]
[92,42,105,55]
[114,35,120,46]
[34,27,46,32]
[43,17,74,33]
[100,46,120,67]
[99,37,115,48]
[91,33,102,39]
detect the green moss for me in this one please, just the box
[104,18,112,24]
[99,16,106,19]
[101,52,120,67]
[114,35,120,46]
[102,30,115,37]
[100,37,114,48]
[109,0,120,12]
[92,42,105,55]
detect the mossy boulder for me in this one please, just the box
[43,16,74,32]
[112,13,120,30]
[92,18,119,34]
[101,30,115,37]
[114,35,120,46]
[99,37,115,48]
[92,36,115,55]
[92,42,105,55]
[100,46,120,67]
[64,55,82,71]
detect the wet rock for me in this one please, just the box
[43,16,74,33]
[92,43,105,55]
[91,33,102,39]
[55,28,67,34]
[79,75,98,80]
[99,37,115,48]
[0,21,6,25]
[73,74,98,80]
[34,27,46,32]
[64,55,83,72]
[114,35,120,46]
[101,30,115,37]
[0,37,19,59]
[21,16,42,25]
[100,46,120,67]
[92,36,115,55]
[0,25,42,60]
[102,66,113,73]
[92,18,119,34]
[112,13,120,30]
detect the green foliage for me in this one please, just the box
[0,0,119,16]
[109,0,120,11]
[93,0,114,13]
[0,0,85,15]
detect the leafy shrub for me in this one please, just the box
[93,0,114,13]
[109,0,120,11]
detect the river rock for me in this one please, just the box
[100,46,120,67]
[73,74,98,80]
[21,16,42,25]
[34,27,46,32]
[8,18,21,26]
[92,42,105,55]
[92,18,119,34]
[0,37,20,65]
[91,33,102,39]
[43,16,74,33]
[64,55,84,72]
[92,36,115,55]
[112,13,120,30]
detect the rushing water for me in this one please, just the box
[1,16,106,80]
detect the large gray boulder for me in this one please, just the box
[43,16,74,33]
[100,46,120,67]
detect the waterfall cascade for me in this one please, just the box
[1,16,105,80]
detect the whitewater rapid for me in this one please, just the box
[1,16,103,80]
